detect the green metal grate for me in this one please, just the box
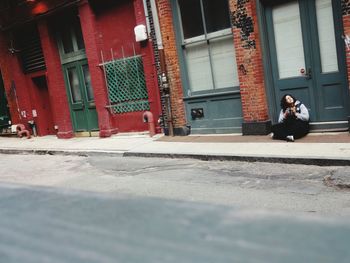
[105,55,150,114]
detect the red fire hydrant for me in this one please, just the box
[16,124,31,139]
[142,111,156,137]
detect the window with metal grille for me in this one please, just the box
[104,55,150,114]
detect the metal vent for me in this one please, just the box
[16,25,46,73]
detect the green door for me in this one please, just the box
[0,71,10,128]
[265,0,349,124]
[63,60,98,133]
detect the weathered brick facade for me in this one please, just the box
[156,0,270,134]
[38,20,74,138]
[0,0,162,138]
[343,0,350,95]
[155,0,187,130]
[229,0,270,134]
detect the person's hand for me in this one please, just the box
[291,106,296,114]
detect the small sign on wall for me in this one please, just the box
[134,24,148,42]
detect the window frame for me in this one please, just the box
[176,0,239,97]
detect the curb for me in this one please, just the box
[1,148,349,166]
[0,149,124,157]
[123,152,350,166]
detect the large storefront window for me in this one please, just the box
[178,0,239,94]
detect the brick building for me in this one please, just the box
[151,0,350,135]
[0,0,161,138]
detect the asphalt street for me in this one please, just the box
[1,154,350,262]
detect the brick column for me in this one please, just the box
[38,19,74,138]
[229,0,270,135]
[78,0,114,137]
[342,1,350,90]
[155,0,187,135]
[342,0,350,130]
[0,31,34,130]
[0,32,21,125]
[133,0,162,125]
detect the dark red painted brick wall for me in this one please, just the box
[82,0,161,133]
[78,1,114,137]
[343,2,350,95]
[38,20,74,138]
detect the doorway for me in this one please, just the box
[31,76,55,136]
[0,71,10,128]
[264,0,349,128]
[63,60,98,134]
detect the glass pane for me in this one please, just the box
[185,43,213,92]
[272,1,305,79]
[61,29,74,54]
[210,37,239,89]
[178,0,204,39]
[74,20,85,50]
[316,0,338,73]
[203,0,231,34]
[67,67,82,103]
[82,64,94,101]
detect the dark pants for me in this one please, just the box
[271,118,309,140]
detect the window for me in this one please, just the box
[178,0,239,94]
[56,13,86,63]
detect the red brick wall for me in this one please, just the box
[0,31,43,132]
[0,32,21,125]
[229,0,269,123]
[155,0,187,129]
[81,0,161,133]
[156,0,269,130]
[78,1,114,137]
[133,0,162,130]
[38,20,74,138]
[343,2,350,96]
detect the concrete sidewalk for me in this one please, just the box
[0,132,349,166]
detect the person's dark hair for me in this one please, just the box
[280,94,297,112]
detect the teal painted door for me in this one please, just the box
[266,0,349,122]
[63,61,98,132]
[0,71,10,128]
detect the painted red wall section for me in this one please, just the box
[343,6,350,96]
[0,32,21,126]
[85,0,161,133]
[78,1,114,137]
[38,20,74,138]
[0,30,56,137]
[28,74,55,136]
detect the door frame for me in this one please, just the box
[62,60,99,134]
[257,0,349,131]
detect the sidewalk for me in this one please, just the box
[0,132,349,166]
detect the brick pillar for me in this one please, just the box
[38,20,74,138]
[0,32,33,130]
[343,1,350,91]
[154,0,188,135]
[0,32,19,123]
[0,32,21,125]
[229,0,271,135]
[78,0,114,137]
[133,0,162,125]
[342,0,350,130]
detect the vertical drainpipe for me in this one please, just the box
[142,0,174,136]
